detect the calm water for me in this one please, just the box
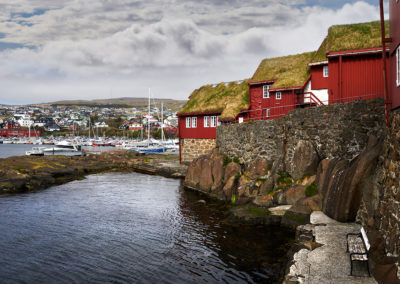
[0,173,294,283]
[0,144,115,158]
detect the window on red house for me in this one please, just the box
[211,116,217,127]
[186,117,191,128]
[263,85,270,98]
[397,46,400,87]
[191,117,197,128]
[204,116,209,127]
[323,65,329,78]
[276,92,281,100]
[266,108,270,118]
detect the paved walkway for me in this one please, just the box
[286,211,377,284]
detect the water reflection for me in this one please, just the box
[0,172,293,283]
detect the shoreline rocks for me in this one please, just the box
[0,151,187,194]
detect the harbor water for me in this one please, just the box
[0,172,294,283]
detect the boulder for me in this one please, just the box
[285,185,307,205]
[211,155,224,191]
[224,162,241,181]
[288,140,319,180]
[252,195,274,207]
[320,136,383,222]
[199,158,213,191]
[184,157,202,188]
[246,158,269,180]
[223,176,236,200]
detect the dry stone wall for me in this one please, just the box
[181,138,216,163]
[217,99,385,166]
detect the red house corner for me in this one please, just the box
[177,80,249,163]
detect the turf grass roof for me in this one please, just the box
[178,80,249,120]
[250,51,314,89]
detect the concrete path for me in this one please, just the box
[286,211,377,284]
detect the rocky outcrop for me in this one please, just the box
[287,140,319,180]
[0,151,187,194]
[318,136,383,222]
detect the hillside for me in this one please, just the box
[40,97,187,111]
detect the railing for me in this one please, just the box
[223,93,384,124]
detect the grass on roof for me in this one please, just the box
[178,80,249,120]
[328,20,389,52]
[250,52,314,88]
[311,37,328,63]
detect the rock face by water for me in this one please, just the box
[0,152,187,194]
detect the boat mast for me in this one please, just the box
[148,88,151,147]
[161,102,165,152]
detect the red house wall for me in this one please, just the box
[328,53,388,104]
[310,65,329,89]
[249,85,263,120]
[178,115,217,139]
[249,84,297,120]
[0,129,40,137]
[390,0,400,109]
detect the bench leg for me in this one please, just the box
[350,257,353,276]
[367,261,371,277]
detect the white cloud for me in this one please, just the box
[0,0,385,104]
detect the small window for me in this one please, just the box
[191,117,197,128]
[217,116,221,126]
[204,116,209,127]
[397,46,400,87]
[323,65,329,78]
[276,92,282,100]
[211,116,217,127]
[266,108,270,118]
[238,117,244,123]
[186,117,191,128]
[263,85,270,98]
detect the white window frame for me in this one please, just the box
[323,65,329,78]
[186,117,191,128]
[191,117,197,128]
[211,116,217,127]
[217,116,221,126]
[204,116,209,127]
[266,108,270,118]
[276,92,282,100]
[397,46,400,87]
[263,85,270,98]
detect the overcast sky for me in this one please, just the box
[0,0,389,105]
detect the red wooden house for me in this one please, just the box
[389,0,400,109]
[309,21,389,104]
[177,80,249,163]
[248,52,319,120]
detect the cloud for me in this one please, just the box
[0,0,386,104]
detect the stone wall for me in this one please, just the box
[217,99,385,166]
[356,109,400,273]
[181,138,216,163]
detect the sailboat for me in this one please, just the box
[129,89,167,154]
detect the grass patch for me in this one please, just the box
[255,177,267,183]
[14,166,27,173]
[246,207,271,217]
[223,155,232,167]
[305,182,318,197]
[276,172,294,188]
[178,79,249,121]
[231,194,236,204]
[310,37,328,63]
[28,161,55,170]
[250,51,314,89]
[328,20,389,52]
[233,157,240,164]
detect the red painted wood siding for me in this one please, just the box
[178,115,217,139]
[310,65,329,89]
[249,84,297,120]
[390,0,400,109]
[328,53,388,104]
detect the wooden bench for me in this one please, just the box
[346,227,371,276]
